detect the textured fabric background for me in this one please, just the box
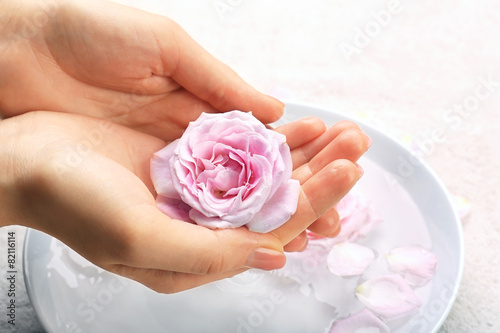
[1,0,499,332]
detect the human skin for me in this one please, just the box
[0,112,368,293]
[0,0,371,292]
[0,0,371,243]
[0,0,283,140]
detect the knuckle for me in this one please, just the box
[206,84,229,110]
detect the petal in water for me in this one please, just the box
[385,246,438,286]
[355,274,421,320]
[335,193,384,243]
[329,309,390,333]
[327,242,375,277]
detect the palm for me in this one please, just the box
[0,0,370,293]
[3,110,367,292]
[44,5,201,140]
[1,0,282,141]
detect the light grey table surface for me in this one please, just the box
[1,0,499,332]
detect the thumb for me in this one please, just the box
[158,20,284,123]
[109,208,286,292]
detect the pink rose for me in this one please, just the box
[151,111,300,233]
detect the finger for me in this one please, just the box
[292,128,370,185]
[307,208,341,238]
[63,1,284,123]
[273,117,326,150]
[291,120,364,168]
[283,231,309,252]
[119,207,286,276]
[109,263,249,294]
[158,20,284,123]
[273,159,361,245]
[122,89,218,141]
[77,86,216,142]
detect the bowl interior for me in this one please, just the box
[24,102,464,333]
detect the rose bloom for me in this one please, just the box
[151,111,300,233]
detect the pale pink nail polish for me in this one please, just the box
[366,135,373,149]
[245,248,286,270]
[357,163,365,178]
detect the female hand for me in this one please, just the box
[0,0,283,140]
[274,117,370,251]
[0,111,368,293]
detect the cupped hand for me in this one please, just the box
[0,0,283,140]
[0,111,368,293]
[273,117,370,251]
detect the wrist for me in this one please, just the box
[0,1,26,118]
[0,0,53,118]
[0,117,33,228]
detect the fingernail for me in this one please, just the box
[271,96,285,108]
[298,237,309,252]
[356,163,365,178]
[329,220,342,238]
[245,248,286,270]
[366,135,373,149]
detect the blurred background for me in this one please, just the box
[1,0,499,331]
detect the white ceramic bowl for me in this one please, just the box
[24,102,463,333]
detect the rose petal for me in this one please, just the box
[385,246,438,286]
[212,119,250,139]
[327,242,375,277]
[150,140,181,199]
[220,131,252,153]
[355,274,421,320]
[152,111,300,233]
[189,209,249,229]
[335,192,357,220]
[280,243,331,296]
[173,159,209,213]
[283,243,360,313]
[310,268,359,311]
[248,132,273,156]
[156,195,193,222]
[197,165,240,194]
[197,182,237,217]
[328,309,390,333]
[245,179,300,233]
[191,141,217,161]
[335,193,383,243]
[230,153,273,212]
[267,141,290,198]
[210,168,240,193]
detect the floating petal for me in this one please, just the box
[327,242,375,277]
[335,193,383,243]
[385,246,438,286]
[355,274,421,320]
[329,309,390,333]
